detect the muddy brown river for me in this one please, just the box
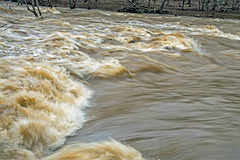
[1,3,240,160]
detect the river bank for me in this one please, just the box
[70,0,240,19]
[1,0,240,19]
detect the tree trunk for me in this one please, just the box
[35,0,42,17]
[88,0,92,9]
[166,0,169,6]
[153,0,156,13]
[232,0,236,10]
[212,0,217,10]
[147,0,151,8]
[25,0,42,17]
[48,0,53,8]
[221,0,227,6]
[159,0,167,13]
[202,0,205,10]
[17,0,23,5]
[239,0,240,10]
[198,0,201,10]
[69,0,77,9]
[182,0,185,10]
[205,0,210,11]
[69,0,72,8]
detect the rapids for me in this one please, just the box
[0,2,240,160]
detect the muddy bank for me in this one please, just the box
[48,0,240,19]
[1,0,240,19]
[167,9,240,19]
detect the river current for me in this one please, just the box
[0,3,240,160]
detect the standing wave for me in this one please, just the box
[45,139,144,160]
[0,58,92,158]
[0,58,143,160]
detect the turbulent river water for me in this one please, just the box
[1,3,240,160]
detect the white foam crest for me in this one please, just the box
[111,25,151,38]
[40,19,71,27]
[45,7,61,15]
[191,25,240,40]
[127,20,155,28]
[44,139,144,160]
[153,22,215,33]
[208,32,240,41]
[155,23,240,41]
[212,18,240,24]
[0,59,93,158]
[39,31,107,52]
[35,32,128,78]
[129,33,200,53]
[1,28,39,42]
[59,56,127,78]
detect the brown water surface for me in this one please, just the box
[1,3,240,160]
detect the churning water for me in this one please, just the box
[1,3,240,160]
